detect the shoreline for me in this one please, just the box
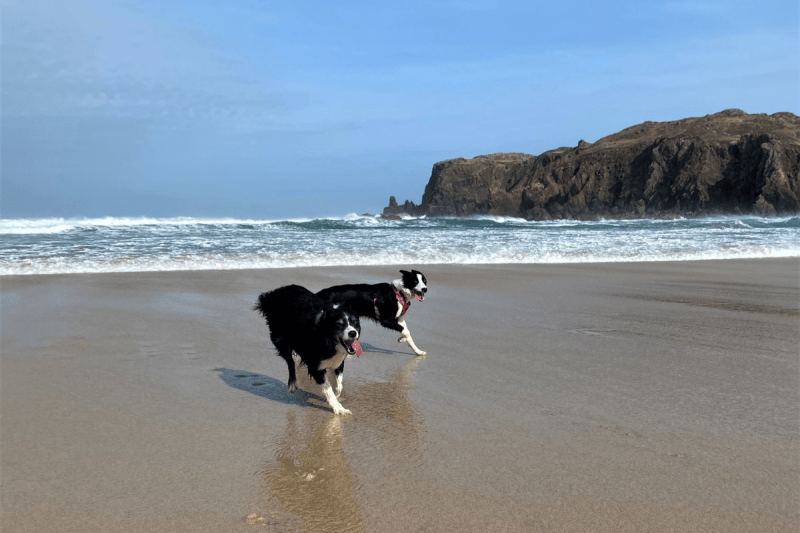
[3,214,798,277]
[2,259,798,531]
[3,254,799,278]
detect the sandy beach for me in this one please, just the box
[2,259,798,532]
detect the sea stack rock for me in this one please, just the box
[383,110,800,220]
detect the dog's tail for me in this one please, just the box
[253,292,271,320]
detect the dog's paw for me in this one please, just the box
[414,350,427,357]
[333,406,351,416]
[398,336,408,344]
[287,381,298,394]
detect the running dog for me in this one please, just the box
[317,269,428,356]
[254,284,362,415]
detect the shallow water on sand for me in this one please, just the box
[253,355,425,532]
[2,263,798,532]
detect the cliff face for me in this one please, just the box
[383,110,800,220]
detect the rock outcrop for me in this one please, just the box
[383,110,800,220]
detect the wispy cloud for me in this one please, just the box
[2,0,296,133]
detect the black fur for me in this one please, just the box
[317,269,428,355]
[254,284,361,398]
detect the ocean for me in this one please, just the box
[1,214,798,276]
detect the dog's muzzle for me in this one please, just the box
[341,328,362,356]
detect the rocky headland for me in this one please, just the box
[383,110,800,220]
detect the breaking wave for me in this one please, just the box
[1,214,798,275]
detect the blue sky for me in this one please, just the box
[2,0,798,219]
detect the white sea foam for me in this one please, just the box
[0,215,323,235]
[1,215,797,275]
[0,218,77,234]
[2,246,797,276]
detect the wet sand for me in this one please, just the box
[2,259,798,532]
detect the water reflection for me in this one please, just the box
[264,413,364,533]
[260,356,427,532]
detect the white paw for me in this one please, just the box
[288,381,298,393]
[414,350,427,357]
[333,406,351,416]
[398,336,408,344]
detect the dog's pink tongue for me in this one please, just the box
[353,340,362,357]
[415,294,422,301]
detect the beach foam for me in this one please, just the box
[2,214,798,275]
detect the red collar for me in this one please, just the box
[394,287,410,316]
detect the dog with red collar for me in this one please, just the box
[317,270,428,357]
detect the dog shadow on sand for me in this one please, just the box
[215,367,337,413]
[352,342,406,355]
[215,342,408,411]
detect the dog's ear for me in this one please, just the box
[399,269,410,276]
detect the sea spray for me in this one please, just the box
[1,215,798,275]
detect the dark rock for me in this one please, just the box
[754,195,776,216]
[383,195,426,217]
[383,196,401,214]
[383,110,800,219]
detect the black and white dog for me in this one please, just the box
[254,284,362,415]
[317,269,428,357]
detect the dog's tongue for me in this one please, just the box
[415,294,422,301]
[353,340,362,357]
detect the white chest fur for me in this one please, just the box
[319,346,348,370]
